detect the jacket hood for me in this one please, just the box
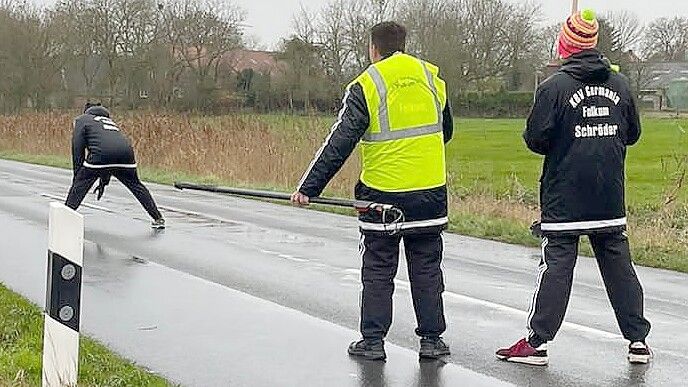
[560,49,611,83]
[84,106,111,118]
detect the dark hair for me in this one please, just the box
[84,102,102,113]
[371,21,407,57]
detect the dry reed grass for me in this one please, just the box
[0,112,360,193]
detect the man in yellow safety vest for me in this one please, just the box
[291,21,454,361]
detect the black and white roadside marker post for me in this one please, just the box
[42,203,84,387]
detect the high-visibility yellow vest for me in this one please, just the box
[351,53,447,192]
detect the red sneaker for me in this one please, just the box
[496,338,549,366]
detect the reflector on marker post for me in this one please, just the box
[42,203,84,387]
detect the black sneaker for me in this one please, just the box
[628,342,652,364]
[151,218,166,229]
[419,337,450,359]
[348,339,386,361]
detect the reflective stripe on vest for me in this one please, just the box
[362,59,443,142]
[355,53,447,192]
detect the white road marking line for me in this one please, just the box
[40,194,117,214]
[278,254,309,263]
[393,279,621,340]
[157,204,250,228]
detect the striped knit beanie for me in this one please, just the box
[558,9,599,59]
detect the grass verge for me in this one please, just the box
[0,283,170,386]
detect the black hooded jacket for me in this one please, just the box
[72,106,136,173]
[525,50,641,235]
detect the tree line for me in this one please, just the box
[0,0,686,114]
[0,0,244,112]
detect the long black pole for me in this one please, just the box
[174,182,368,209]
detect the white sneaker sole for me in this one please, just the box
[496,354,549,366]
[628,354,651,364]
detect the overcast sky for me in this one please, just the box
[237,0,687,49]
[34,0,687,49]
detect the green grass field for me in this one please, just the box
[0,284,170,386]
[452,118,687,205]
[253,114,688,206]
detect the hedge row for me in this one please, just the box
[452,92,534,118]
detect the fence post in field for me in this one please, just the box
[42,203,84,387]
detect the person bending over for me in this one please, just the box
[66,103,165,229]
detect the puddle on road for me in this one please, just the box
[85,242,157,281]
[159,206,242,229]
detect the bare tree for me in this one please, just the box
[292,5,317,44]
[401,0,463,94]
[161,0,245,108]
[112,0,161,107]
[315,0,351,87]
[369,0,398,24]
[51,0,102,96]
[277,37,324,111]
[401,0,454,59]
[342,0,373,71]
[539,23,561,62]
[0,1,65,111]
[291,0,398,98]
[83,0,127,104]
[1,0,249,111]
[643,17,688,61]
[6,0,678,113]
[604,11,644,53]
[503,1,545,90]
[627,60,654,95]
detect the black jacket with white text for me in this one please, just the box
[72,106,136,174]
[525,50,641,235]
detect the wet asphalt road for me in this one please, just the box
[0,159,687,387]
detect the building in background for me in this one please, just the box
[219,49,288,110]
[640,62,688,110]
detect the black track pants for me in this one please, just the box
[65,167,162,221]
[359,231,447,341]
[527,232,651,345]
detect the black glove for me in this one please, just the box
[530,221,543,238]
[93,173,111,201]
